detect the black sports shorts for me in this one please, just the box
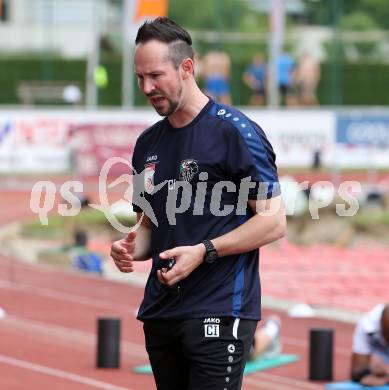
[143,317,257,390]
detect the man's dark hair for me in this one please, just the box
[135,17,194,68]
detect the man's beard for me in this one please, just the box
[149,85,182,117]
[154,96,179,117]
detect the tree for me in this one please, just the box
[303,0,389,29]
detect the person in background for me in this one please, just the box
[351,303,389,387]
[201,50,232,104]
[295,51,321,106]
[243,53,267,106]
[277,51,297,107]
[249,316,282,361]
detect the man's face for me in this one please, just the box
[134,40,183,116]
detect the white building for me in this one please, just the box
[0,0,122,58]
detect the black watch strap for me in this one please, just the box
[202,240,218,264]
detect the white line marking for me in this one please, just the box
[1,315,147,359]
[0,280,350,355]
[243,376,300,390]
[0,279,137,314]
[0,266,349,389]
[0,354,133,390]
[251,372,323,390]
[283,335,350,356]
[1,316,318,390]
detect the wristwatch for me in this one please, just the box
[202,240,218,264]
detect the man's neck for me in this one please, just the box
[168,88,209,129]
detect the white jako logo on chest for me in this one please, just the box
[146,155,158,162]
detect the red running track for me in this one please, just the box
[0,189,358,389]
[0,252,356,390]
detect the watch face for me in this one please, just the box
[206,250,218,263]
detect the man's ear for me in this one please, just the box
[181,58,194,79]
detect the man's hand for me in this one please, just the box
[157,244,206,286]
[360,374,389,387]
[110,231,136,273]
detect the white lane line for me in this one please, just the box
[0,273,348,388]
[0,354,133,390]
[251,372,323,390]
[1,317,320,390]
[0,279,138,314]
[1,316,147,359]
[244,374,322,390]
[243,376,294,390]
[0,279,352,356]
[283,335,350,356]
[244,375,292,390]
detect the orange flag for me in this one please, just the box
[133,0,168,22]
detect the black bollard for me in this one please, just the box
[309,328,333,381]
[96,317,121,368]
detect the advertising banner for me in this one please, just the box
[0,110,157,174]
[335,115,389,168]
[3,109,389,174]
[70,122,145,175]
[337,115,389,146]
[245,110,336,167]
[0,113,72,173]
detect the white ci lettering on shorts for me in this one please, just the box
[204,324,220,337]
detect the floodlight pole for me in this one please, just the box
[268,0,285,107]
[86,0,101,108]
[122,0,135,108]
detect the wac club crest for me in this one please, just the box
[179,159,198,182]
